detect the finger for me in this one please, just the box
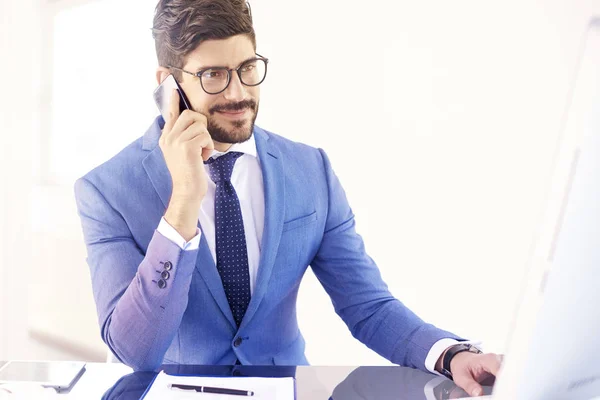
[179,122,209,142]
[201,141,215,161]
[188,134,215,161]
[163,89,181,134]
[480,353,502,377]
[454,372,484,397]
[169,110,201,141]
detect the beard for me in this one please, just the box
[206,99,259,144]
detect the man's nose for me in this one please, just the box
[223,72,246,102]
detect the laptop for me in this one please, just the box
[454,17,600,400]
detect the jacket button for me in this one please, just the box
[157,279,167,289]
[161,270,170,280]
[164,261,173,271]
[234,337,243,347]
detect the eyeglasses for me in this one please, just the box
[169,54,269,95]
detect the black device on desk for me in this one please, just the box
[0,361,86,392]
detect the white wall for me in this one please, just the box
[1,0,599,365]
[0,0,38,360]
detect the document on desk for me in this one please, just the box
[142,371,295,400]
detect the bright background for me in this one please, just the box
[1,0,599,364]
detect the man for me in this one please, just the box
[74,0,500,396]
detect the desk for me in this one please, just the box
[1,362,479,399]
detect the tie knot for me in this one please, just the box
[205,151,243,183]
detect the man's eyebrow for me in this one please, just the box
[194,56,258,71]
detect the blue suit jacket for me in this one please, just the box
[74,116,460,371]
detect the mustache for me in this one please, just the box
[209,99,257,114]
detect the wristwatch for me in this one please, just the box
[440,343,483,381]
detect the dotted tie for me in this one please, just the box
[205,152,251,327]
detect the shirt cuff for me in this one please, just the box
[157,217,201,251]
[425,339,484,376]
[425,338,461,375]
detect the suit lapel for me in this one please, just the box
[239,128,286,330]
[141,117,171,208]
[141,117,236,330]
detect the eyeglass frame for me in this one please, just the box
[168,54,269,95]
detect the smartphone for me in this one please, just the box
[153,74,191,120]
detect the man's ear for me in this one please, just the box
[156,67,170,86]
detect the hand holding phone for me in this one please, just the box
[157,77,214,241]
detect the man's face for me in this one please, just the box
[176,34,260,145]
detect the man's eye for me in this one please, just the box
[241,63,256,73]
[202,70,225,79]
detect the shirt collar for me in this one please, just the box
[208,132,258,160]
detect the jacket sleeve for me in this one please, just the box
[310,149,463,371]
[74,177,198,371]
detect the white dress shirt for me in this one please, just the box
[156,133,457,372]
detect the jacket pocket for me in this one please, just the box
[282,211,317,233]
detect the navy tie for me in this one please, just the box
[205,152,251,327]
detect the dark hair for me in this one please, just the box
[152,0,256,80]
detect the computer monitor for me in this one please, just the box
[491,17,600,400]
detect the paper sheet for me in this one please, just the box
[142,371,295,400]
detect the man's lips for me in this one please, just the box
[216,109,249,118]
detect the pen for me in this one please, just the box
[169,383,255,396]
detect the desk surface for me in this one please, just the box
[0,362,481,399]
